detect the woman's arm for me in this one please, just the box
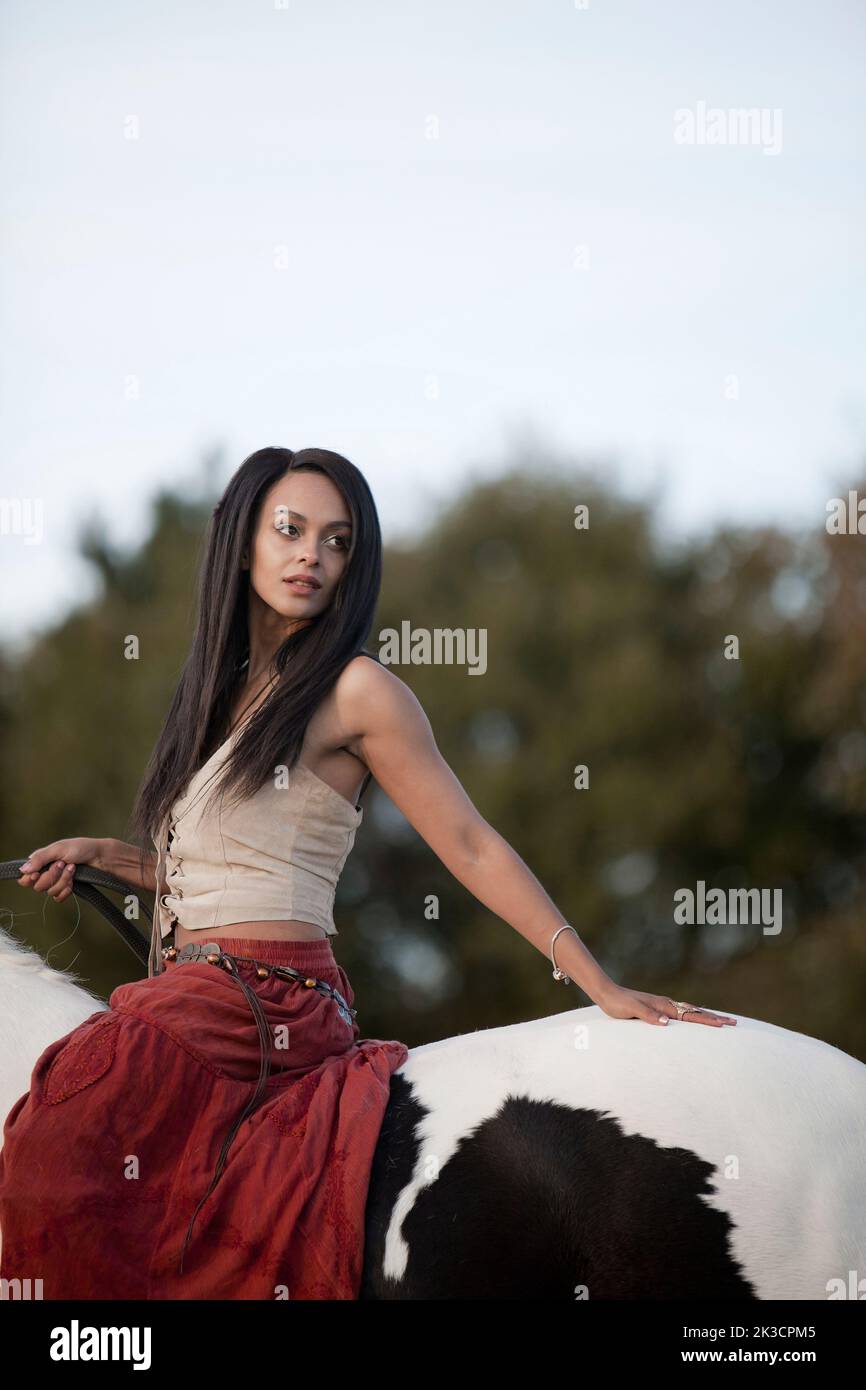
[96,838,158,894]
[336,660,610,990]
[334,658,737,1029]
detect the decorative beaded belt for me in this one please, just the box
[163,939,357,1028]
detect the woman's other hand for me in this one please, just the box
[596,983,738,1028]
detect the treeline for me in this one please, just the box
[1,452,864,1059]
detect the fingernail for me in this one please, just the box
[659,1016,668,1024]
[21,861,32,870]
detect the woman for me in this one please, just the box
[0,446,735,1301]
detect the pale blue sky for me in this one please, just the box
[1,0,864,648]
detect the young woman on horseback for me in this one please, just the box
[1,445,735,1300]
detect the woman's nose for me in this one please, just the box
[295,544,323,566]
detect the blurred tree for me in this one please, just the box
[1,444,864,1061]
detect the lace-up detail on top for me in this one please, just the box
[149,732,367,976]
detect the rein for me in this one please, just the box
[0,858,151,966]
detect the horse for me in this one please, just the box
[1,923,864,1300]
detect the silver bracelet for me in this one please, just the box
[550,924,578,983]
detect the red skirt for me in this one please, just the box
[0,935,409,1300]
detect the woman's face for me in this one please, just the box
[245,470,353,622]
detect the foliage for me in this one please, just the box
[2,449,864,1060]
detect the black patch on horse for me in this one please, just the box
[362,1092,757,1300]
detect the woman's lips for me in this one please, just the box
[284,579,319,594]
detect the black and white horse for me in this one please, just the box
[2,926,864,1300]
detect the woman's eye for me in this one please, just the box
[274,522,350,550]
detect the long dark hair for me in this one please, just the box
[128,445,382,866]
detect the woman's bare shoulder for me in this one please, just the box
[334,652,426,737]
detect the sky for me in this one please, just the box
[1,0,864,649]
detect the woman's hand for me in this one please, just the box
[17,838,105,905]
[595,982,738,1028]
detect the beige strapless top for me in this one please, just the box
[151,728,365,943]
